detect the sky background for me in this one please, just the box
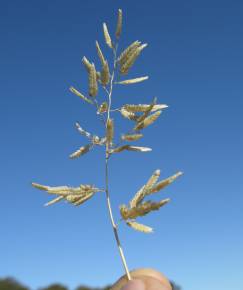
[0,0,242,290]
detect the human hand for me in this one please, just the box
[111,268,172,290]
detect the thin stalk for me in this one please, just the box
[104,44,131,281]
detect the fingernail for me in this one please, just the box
[121,279,145,290]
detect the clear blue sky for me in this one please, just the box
[0,1,242,290]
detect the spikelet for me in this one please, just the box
[124,103,168,113]
[69,144,92,159]
[150,172,183,193]
[66,195,82,203]
[44,196,64,207]
[120,199,170,220]
[118,41,141,65]
[130,170,161,208]
[32,183,48,191]
[103,23,113,48]
[109,145,129,153]
[95,41,106,65]
[88,63,98,97]
[75,122,92,139]
[98,102,108,114]
[110,145,151,154]
[116,9,122,38]
[73,192,95,206]
[136,98,157,123]
[126,146,152,152]
[106,119,114,145]
[120,43,147,75]
[32,181,102,207]
[101,60,110,86]
[82,56,92,72]
[92,135,104,145]
[33,183,77,196]
[143,169,161,193]
[119,205,130,220]
[121,133,143,141]
[129,185,145,209]
[117,76,148,85]
[120,108,139,121]
[69,87,93,105]
[95,41,109,85]
[134,110,162,131]
[45,186,71,195]
[126,221,153,233]
[47,186,76,195]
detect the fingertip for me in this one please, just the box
[111,268,172,290]
[121,279,145,290]
[130,268,172,289]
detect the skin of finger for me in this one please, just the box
[111,268,172,290]
[130,268,172,288]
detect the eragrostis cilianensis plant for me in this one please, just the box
[32,9,183,281]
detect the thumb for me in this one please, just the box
[111,268,172,290]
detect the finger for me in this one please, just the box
[111,268,172,290]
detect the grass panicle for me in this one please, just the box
[32,9,183,282]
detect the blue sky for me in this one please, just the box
[0,1,242,290]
